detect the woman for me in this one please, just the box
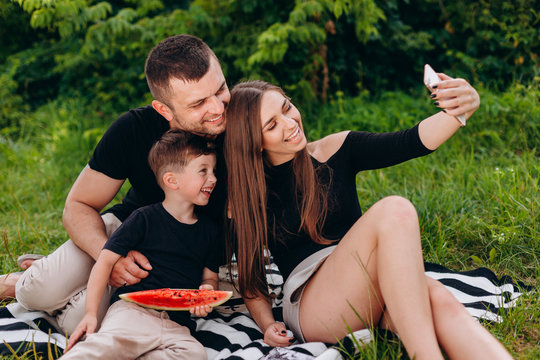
[224,78,512,360]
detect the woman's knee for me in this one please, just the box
[380,195,417,217]
[427,279,466,317]
[371,195,418,229]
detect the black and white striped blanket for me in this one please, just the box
[0,262,532,359]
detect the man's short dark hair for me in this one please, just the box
[148,129,216,188]
[145,34,217,105]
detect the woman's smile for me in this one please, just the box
[284,126,302,143]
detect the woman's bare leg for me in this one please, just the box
[299,196,443,360]
[427,278,513,359]
[379,277,513,359]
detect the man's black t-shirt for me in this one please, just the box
[88,105,226,224]
[103,203,221,329]
[89,106,169,222]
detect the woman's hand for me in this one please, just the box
[263,321,295,347]
[430,73,480,121]
[243,296,293,346]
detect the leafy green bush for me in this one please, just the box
[2,0,537,135]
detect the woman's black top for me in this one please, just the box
[265,125,433,281]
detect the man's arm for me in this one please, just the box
[63,165,151,287]
[63,165,124,260]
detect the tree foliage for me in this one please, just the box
[334,0,539,93]
[1,0,538,131]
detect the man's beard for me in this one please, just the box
[172,116,225,138]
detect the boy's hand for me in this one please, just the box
[189,283,215,317]
[263,322,295,347]
[199,283,214,291]
[190,304,213,317]
[65,314,97,352]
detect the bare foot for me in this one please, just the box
[0,272,21,300]
[19,259,37,270]
[16,254,43,270]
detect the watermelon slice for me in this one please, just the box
[119,288,233,311]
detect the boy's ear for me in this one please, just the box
[162,171,178,190]
[152,99,174,122]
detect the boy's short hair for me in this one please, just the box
[145,34,217,106]
[148,129,216,188]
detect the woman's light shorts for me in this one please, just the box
[282,245,336,342]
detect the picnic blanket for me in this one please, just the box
[0,262,533,359]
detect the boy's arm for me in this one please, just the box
[66,249,121,352]
[200,267,218,290]
[85,249,122,315]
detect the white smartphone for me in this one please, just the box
[424,64,466,126]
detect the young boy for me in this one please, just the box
[63,129,220,359]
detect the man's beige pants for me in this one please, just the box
[61,301,206,360]
[15,213,122,334]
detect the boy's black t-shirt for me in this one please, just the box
[104,203,221,329]
[89,105,169,222]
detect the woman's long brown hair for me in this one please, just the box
[224,80,329,299]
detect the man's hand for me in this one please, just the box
[109,250,152,288]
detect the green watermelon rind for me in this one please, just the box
[119,288,233,311]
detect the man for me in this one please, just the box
[1,34,230,334]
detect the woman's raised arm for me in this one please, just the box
[418,74,480,150]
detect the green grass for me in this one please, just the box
[1,82,538,359]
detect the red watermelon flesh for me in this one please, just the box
[119,288,233,311]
